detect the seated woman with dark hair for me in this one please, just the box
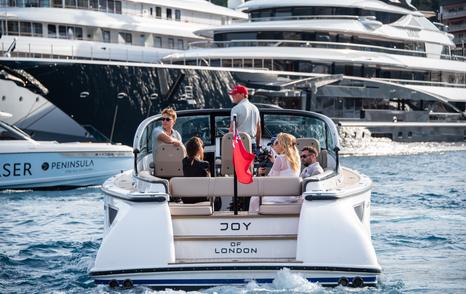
[182,137,210,203]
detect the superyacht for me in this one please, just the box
[1,0,465,145]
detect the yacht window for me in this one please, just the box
[150,7,153,16]
[75,27,83,39]
[118,32,132,44]
[7,0,16,7]
[65,0,76,8]
[154,36,162,47]
[20,22,32,36]
[167,8,172,19]
[175,9,181,21]
[177,39,184,49]
[7,21,19,36]
[98,0,106,12]
[52,0,61,7]
[107,0,114,13]
[25,0,39,7]
[32,23,42,36]
[102,30,110,42]
[77,0,86,8]
[156,6,161,18]
[275,7,292,18]
[115,1,121,14]
[168,38,174,49]
[47,24,56,38]
[66,26,75,39]
[89,0,97,10]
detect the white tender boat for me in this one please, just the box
[90,108,381,289]
[0,120,133,189]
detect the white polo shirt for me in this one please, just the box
[230,98,260,139]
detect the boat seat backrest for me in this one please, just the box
[154,143,186,178]
[170,176,302,198]
[220,132,252,176]
[296,138,320,153]
[318,149,328,169]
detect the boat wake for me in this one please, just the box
[340,127,466,156]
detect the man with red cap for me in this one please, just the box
[228,85,261,150]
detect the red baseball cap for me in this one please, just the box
[228,85,248,95]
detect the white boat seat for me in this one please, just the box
[154,143,186,178]
[169,201,213,216]
[170,176,302,198]
[220,132,252,176]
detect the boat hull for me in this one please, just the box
[91,264,379,289]
[0,146,132,189]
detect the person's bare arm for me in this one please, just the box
[157,132,181,146]
[255,121,261,146]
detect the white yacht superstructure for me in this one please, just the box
[0,0,246,62]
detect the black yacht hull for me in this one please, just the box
[0,59,238,145]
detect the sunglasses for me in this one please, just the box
[161,117,172,122]
[300,154,308,159]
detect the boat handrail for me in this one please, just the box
[187,39,466,62]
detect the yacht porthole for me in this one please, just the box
[36,96,40,102]
[19,96,23,102]
[1,96,5,101]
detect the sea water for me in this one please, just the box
[1,149,466,293]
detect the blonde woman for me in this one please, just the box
[249,133,301,212]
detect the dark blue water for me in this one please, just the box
[1,151,466,293]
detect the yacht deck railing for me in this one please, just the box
[239,15,362,22]
[188,39,466,62]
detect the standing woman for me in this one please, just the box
[182,136,210,203]
[249,132,301,212]
[152,107,182,153]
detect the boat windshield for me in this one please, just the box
[135,109,340,172]
[0,121,30,141]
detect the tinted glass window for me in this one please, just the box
[263,114,328,149]
[174,115,211,145]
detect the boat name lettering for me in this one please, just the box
[214,241,258,255]
[1,162,32,177]
[219,222,251,231]
[50,160,94,170]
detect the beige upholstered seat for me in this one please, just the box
[220,132,252,176]
[154,143,186,178]
[318,150,328,169]
[170,176,302,198]
[296,137,320,152]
